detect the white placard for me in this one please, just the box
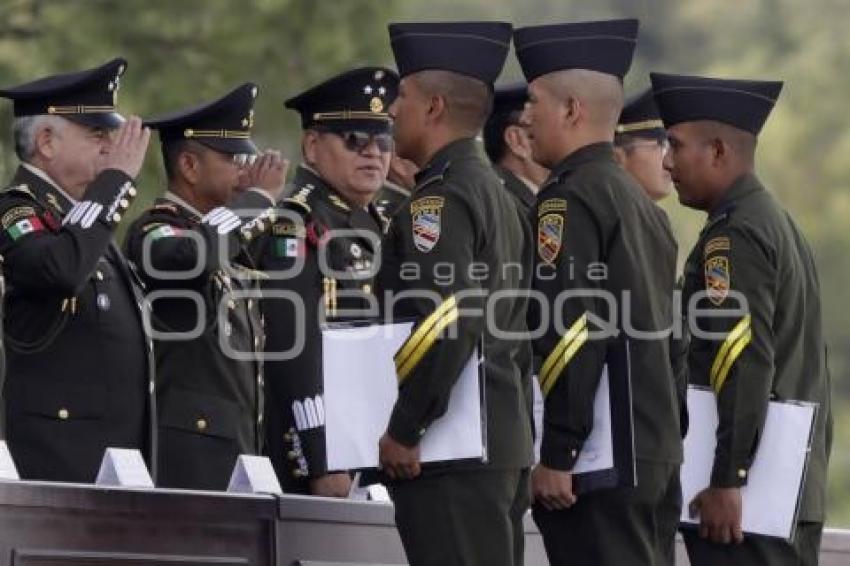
[323,322,484,471]
[227,454,283,495]
[0,441,19,481]
[95,448,154,488]
[680,386,815,539]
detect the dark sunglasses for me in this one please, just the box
[332,130,394,153]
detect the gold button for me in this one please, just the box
[112,213,122,223]
[119,199,129,209]
[227,300,236,310]
[737,469,747,479]
[362,284,372,293]
[58,408,69,420]
[127,187,137,198]
[196,418,208,431]
[96,270,104,281]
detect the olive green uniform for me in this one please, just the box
[375,180,411,218]
[379,138,534,566]
[531,142,683,566]
[681,173,832,566]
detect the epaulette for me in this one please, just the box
[2,183,36,200]
[280,183,315,215]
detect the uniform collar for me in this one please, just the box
[11,163,76,217]
[496,165,536,207]
[414,137,480,191]
[163,190,204,220]
[541,142,615,191]
[707,172,764,221]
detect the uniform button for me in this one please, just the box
[95,270,104,281]
[362,284,372,293]
[112,213,122,223]
[571,449,578,458]
[58,408,69,420]
[737,469,747,479]
[228,300,236,310]
[196,418,208,432]
[127,187,138,198]
[119,199,130,209]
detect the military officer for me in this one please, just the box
[652,72,832,566]
[613,89,673,202]
[0,58,155,482]
[253,67,397,497]
[378,21,534,566]
[483,82,549,218]
[515,20,683,565]
[125,83,286,490]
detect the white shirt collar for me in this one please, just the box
[21,162,79,205]
[164,190,204,219]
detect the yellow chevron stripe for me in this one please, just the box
[394,295,457,369]
[539,314,588,393]
[710,315,751,389]
[396,306,460,382]
[541,328,588,397]
[713,329,752,393]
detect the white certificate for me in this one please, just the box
[322,322,485,472]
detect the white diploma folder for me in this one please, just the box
[680,386,816,540]
[322,321,485,472]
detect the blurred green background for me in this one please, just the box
[0,0,847,524]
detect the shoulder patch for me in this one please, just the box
[538,212,564,264]
[328,193,350,211]
[152,203,180,215]
[705,255,731,306]
[410,196,444,253]
[704,236,731,257]
[272,221,306,238]
[2,206,37,229]
[538,198,567,216]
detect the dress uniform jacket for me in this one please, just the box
[681,172,831,521]
[532,142,682,473]
[125,191,265,491]
[495,165,535,220]
[251,165,386,493]
[0,164,155,482]
[379,138,534,470]
[375,181,411,218]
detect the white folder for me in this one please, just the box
[680,386,816,540]
[322,321,485,472]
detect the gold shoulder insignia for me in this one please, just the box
[538,198,568,216]
[704,236,731,257]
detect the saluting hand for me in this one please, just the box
[242,149,289,201]
[532,464,577,510]
[379,433,421,480]
[101,116,150,178]
[689,487,744,544]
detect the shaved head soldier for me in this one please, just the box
[378,21,534,566]
[653,72,832,566]
[516,19,683,565]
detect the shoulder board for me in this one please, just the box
[2,183,37,201]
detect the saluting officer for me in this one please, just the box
[652,72,832,566]
[125,84,286,490]
[0,58,154,482]
[378,21,534,566]
[253,67,397,497]
[515,20,683,565]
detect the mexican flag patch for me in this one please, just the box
[7,217,44,240]
[274,237,304,258]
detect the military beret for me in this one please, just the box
[285,66,398,133]
[650,72,783,135]
[145,83,258,155]
[389,21,512,85]
[0,57,127,129]
[514,19,639,82]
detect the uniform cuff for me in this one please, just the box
[710,455,751,488]
[66,169,136,228]
[541,433,583,471]
[387,403,424,448]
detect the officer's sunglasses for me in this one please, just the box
[232,153,259,167]
[332,131,394,154]
[622,138,670,156]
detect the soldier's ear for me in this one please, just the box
[427,93,448,124]
[177,150,201,185]
[563,96,581,127]
[34,123,57,160]
[504,124,532,161]
[302,130,320,165]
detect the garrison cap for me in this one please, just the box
[616,88,666,140]
[285,66,398,133]
[145,83,258,154]
[0,57,127,129]
[514,19,639,82]
[650,72,783,135]
[389,21,513,85]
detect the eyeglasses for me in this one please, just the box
[622,138,670,156]
[232,153,258,166]
[333,131,394,153]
